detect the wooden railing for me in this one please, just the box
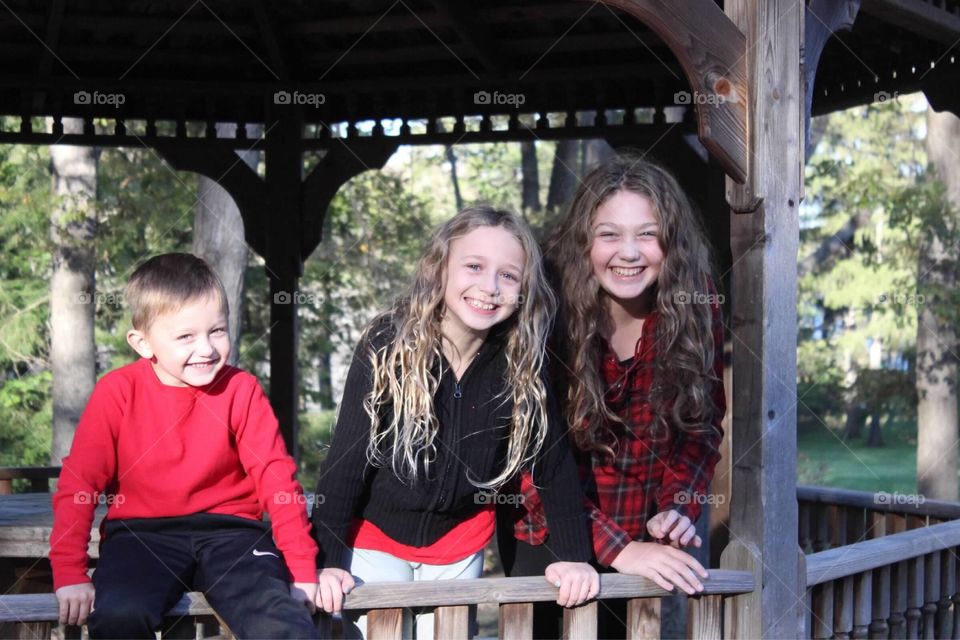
[0,467,60,495]
[798,484,960,552]
[799,485,960,639]
[0,571,754,639]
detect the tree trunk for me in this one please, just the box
[917,107,960,500]
[444,145,464,211]
[546,140,579,213]
[192,122,260,364]
[520,141,540,215]
[49,118,98,465]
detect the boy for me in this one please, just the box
[50,253,319,639]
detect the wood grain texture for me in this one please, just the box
[626,597,660,640]
[498,602,532,640]
[589,0,749,183]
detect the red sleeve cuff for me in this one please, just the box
[53,571,92,591]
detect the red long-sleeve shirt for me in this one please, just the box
[511,303,725,567]
[50,358,317,589]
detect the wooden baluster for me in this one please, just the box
[626,598,660,640]
[868,512,891,639]
[498,603,533,640]
[800,502,812,554]
[813,582,835,639]
[936,524,953,638]
[923,552,940,638]
[906,516,926,638]
[835,575,854,639]
[434,605,469,639]
[805,588,814,639]
[832,504,849,548]
[814,504,832,552]
[888,514,909,638]
[952,547,960,640]
[854,570,873,639]
[562,602,597,640]
[848,506,867,544]
[687,595,722,640]
[368,608,403,640]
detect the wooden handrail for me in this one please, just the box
[0,571,754,623]
[0,467,61,480]
[341,570,754,609]
[797,484,960,520]
[806,519,960,587]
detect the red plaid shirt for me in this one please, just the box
[511,303,725,567]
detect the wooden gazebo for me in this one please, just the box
[2,1,960,637]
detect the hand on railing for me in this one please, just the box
[55,582,95,626]
[609,541,708,595]
[543,561,600,607]
[315,567,355,614]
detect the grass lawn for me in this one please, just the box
[797,415,919,494]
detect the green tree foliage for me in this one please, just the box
[800,96,929,433]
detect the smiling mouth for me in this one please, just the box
[611,267,644,277]
[187,360,218,369]
[465,297,498,312]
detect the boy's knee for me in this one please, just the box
[88,599,160,639]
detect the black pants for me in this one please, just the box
[498,533,627,640]
[88,514,319,640]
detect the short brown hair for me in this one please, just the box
[125,253,228,330]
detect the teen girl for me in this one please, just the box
[312,206,599,638]
[501,155,726,638]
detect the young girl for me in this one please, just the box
[499,155,726,638]
[311,206,599,638]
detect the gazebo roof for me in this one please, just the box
[1,0,957,130]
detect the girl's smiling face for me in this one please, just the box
[590,189,664,306]
[441,225,526,339]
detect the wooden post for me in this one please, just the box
[720,1,804,639]
[264,110,304,457]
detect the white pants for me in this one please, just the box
[344,547,484,639]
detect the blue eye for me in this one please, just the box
[466,263,481,271]
[501,272,519,282]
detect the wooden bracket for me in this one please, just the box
[589,0,749,185]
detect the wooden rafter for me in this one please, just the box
[861,0,960,46]
[589,0,749,183]
[427,0,506,74]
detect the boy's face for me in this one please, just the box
[127,294,230,388]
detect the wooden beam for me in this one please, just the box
[153,143,268,256]
[589,0,750,183]
[860,0,960,46]
[300,140,397,262]
[804,0,860,162]
[721,0,804,638]
[427,0,506,74]
[250,0,289,80]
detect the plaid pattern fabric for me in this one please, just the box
[513,303,725,567]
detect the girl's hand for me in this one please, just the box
[609,541,708,595]
[315,568,356,614]
[290,581,318,614]
[647,509,702,548]
[55,583,96,626]
[544,561,600,607]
